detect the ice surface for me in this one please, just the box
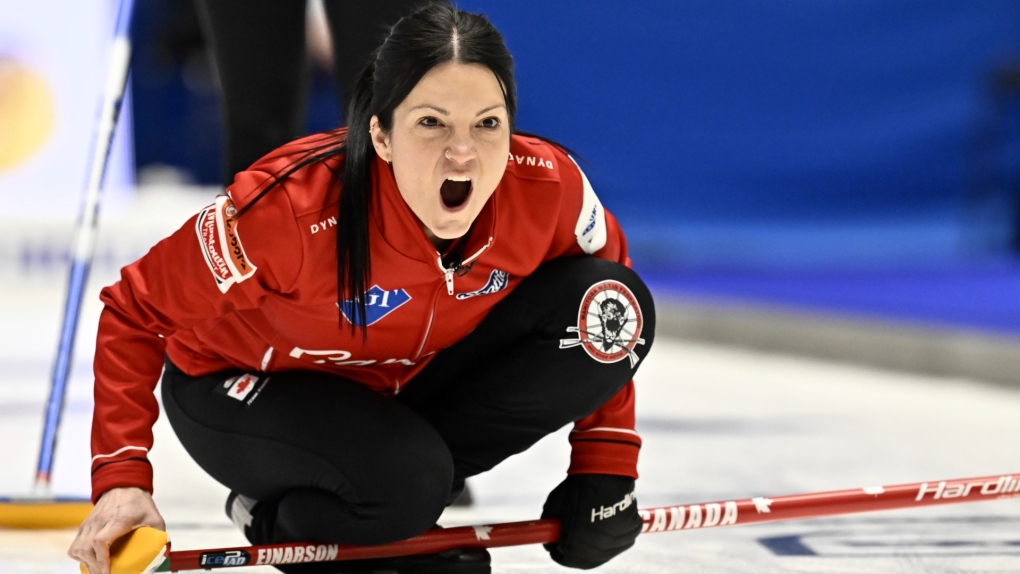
[2,331,1018,572]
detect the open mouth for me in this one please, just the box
[440,177,472,209]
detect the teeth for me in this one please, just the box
[446,176,471,182]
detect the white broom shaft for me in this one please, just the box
[35,0,136,490]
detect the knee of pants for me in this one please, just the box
[278,462,452,545]
[517,257,656,359]
[358,439,455,541]
[471,257,656,417]
[271,431,455,545]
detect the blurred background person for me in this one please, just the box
[193,0,427,187]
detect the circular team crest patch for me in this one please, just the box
[559,280,645,367]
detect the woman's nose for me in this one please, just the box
[444,134,476,164]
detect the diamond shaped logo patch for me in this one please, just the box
[339,285,411,326]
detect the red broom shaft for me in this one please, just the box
[167,473,1020,571]
[640,474,1020,532]
[168,520,560,570]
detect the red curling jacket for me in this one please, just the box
[90,131,642,503]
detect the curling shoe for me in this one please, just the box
[448,479,474,508]
[225,490,277,545]
[226,490,257,536]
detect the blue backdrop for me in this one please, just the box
[458,0,1020,266]
[132,0,1020,268]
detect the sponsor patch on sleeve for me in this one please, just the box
[195,195,257,293]
[570,159,607,254]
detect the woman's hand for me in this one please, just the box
[541,474,642,569]
[68,487,166,574]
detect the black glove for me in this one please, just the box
[541,474,642,569]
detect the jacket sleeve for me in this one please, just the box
[90,174,303,502]
[552,152,643,479]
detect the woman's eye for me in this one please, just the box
[418,116,442,128]
[478,117,501,130]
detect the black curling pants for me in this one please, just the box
[193,0,426,185]
[161,257,656,547]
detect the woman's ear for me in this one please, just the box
[369,116,392,164]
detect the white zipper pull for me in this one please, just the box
[444,267,455,295]
[436,236,493,297]
[436,254,456,295]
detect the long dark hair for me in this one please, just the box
[239,2,517,332]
